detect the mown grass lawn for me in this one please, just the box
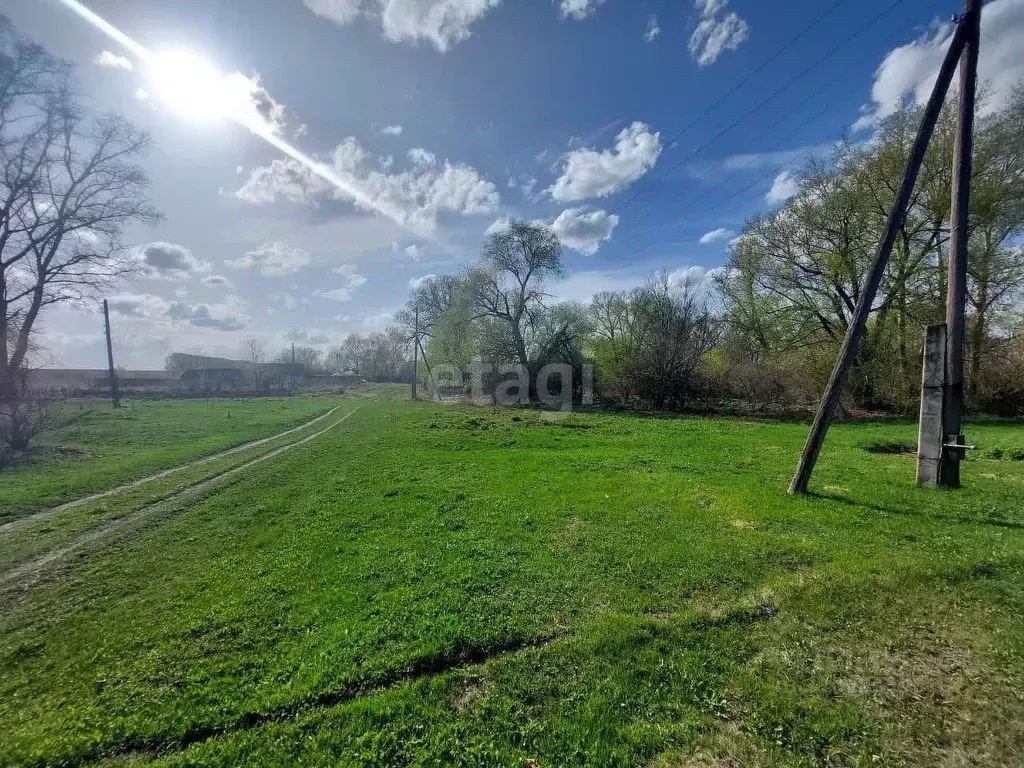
[1,395,1022,766]
[0,395,336,522]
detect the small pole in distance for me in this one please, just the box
[412,305,419,401]
[103,299,121,408]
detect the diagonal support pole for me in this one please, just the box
[789,22,968,495]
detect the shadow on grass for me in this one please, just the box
[805,491,909,517]
[808,490,1024,531]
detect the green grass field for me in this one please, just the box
[1,392,1023,766]
[0,396,336,523]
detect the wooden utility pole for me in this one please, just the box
[789,21,968,495]
[291,342,296,393]
[411,305,419,401]
[102,300,121,408]
[940,0,982,488]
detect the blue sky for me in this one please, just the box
[4,0,1024,368]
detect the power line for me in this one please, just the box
[608,0,911,219]
[598,0,851,202]
[612,99,841,252]
[610,29,997,259]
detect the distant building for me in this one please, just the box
[25,369,176,395]
[179,368,248,394]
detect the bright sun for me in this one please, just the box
[148,50,228,122]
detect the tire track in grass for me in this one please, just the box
[0,405,343,535]
[63,602,778,764]
[81,633,561,766]
[0,407,362,591]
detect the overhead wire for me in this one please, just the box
[607,0,913,220]
[610,16,999,259]
[597,0,851,201]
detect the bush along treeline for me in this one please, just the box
[397,89,1024,415]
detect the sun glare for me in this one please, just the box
[53,0,413,234]
[148,50,228,122]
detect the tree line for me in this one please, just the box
[399,88,1024,414]
[239,331,411,385]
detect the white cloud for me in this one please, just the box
[167,299,249,331]
[303,0,365,24]
[134,88,149,101]
[202,274,233,288]
[557,0,604,21]
[287,328,334,345]
[548,207,620,255]
[407,147,437,167]
[322,264,368,302]
[108,293,169,320]
[95,50,133,71]
[235,158,323,206]
[508,174,539,201]
[235,136,499,236]
[409,273,437,290]
[147,54,288,136]
[520,177,538,200]
[688,0,749,67]
[766,170,800,205]
[381,124,404,135]
[721,142,836,172]
[485,216,511,236]
[134,242,208,280]
[220,71,289,136]
[108,292,248,331]
[645,15,661,43]
[853,0,1024,132]
[226,241,312,276]
[405,243,423,260]
[667,265,709,289]
[699,227,735,245]
[547,121,662,202]
[302,0,501,52]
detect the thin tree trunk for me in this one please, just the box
[969,271,988,397]
[7,288,43,382]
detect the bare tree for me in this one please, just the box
[324,345,345,374]
[622,273,718,409]
[0,18,159,400]
[274,345,322,376]
[467,219,564,372]
[243,338,266,392]
[395,274,462,341]
[338,334,369,376]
